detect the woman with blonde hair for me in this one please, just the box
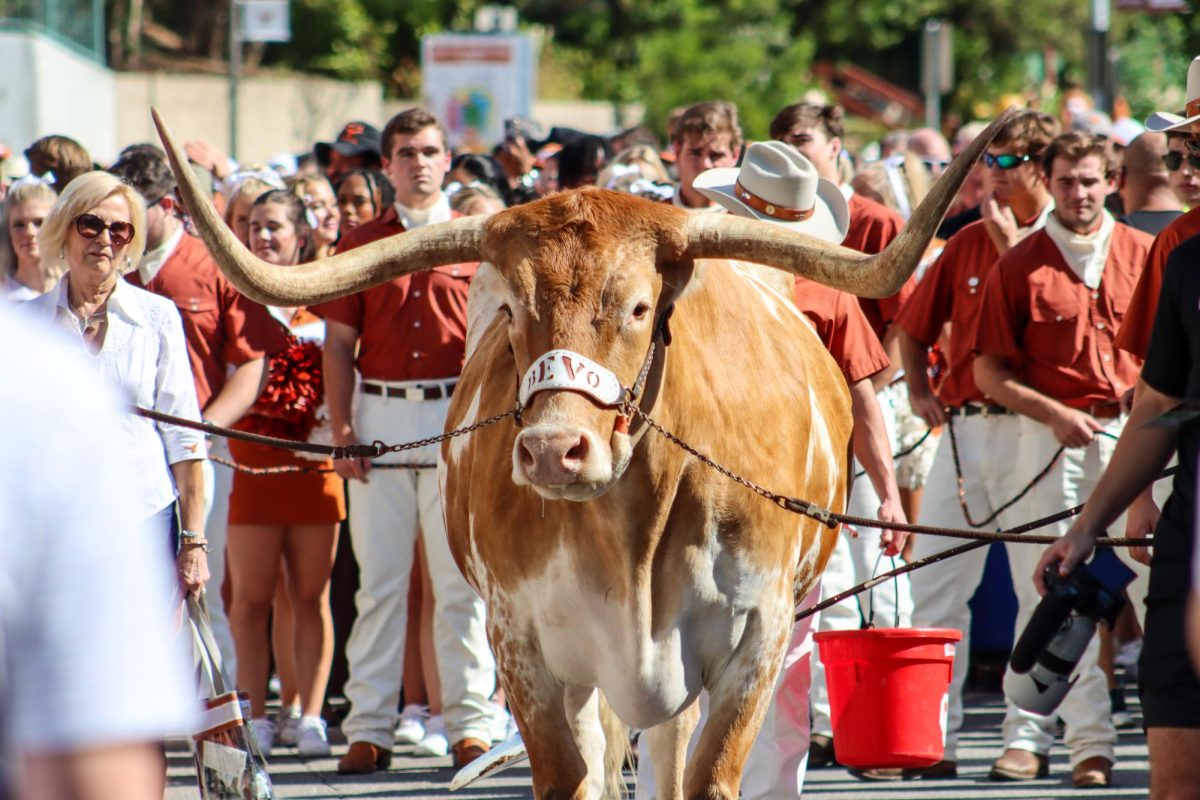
[1,179,59,300]
[23,171,208,593]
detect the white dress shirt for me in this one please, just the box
[0,303,192,773]
[136,225,185,285]
[23,276,205,518]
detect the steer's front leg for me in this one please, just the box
[492,628,594,800]
[683,602,792,800]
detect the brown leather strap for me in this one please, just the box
[733,180,814,222]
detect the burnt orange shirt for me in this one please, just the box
[843,192,916,340]
[973,224,1151,409]
[126,234,288,409]
[793,276,889,384]
[1114,206,1200,359]
[311,207,478,381]
[895,220,999,408]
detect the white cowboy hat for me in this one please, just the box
[1146,56,1200,133]
[693,140,850,244]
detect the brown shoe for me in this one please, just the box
[852,767,903,781]
[451,737,490,769]
[903,759,958,779]
[988,748,1049,781]
[1072,756,1113,787]
[337,741,392,774]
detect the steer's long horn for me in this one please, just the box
[153,109,485,306]
[683,108,1016,299]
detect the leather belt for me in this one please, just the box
[361,381,456,401]
[1086,401,1123,419]
[949,404,1011,418]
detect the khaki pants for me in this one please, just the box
[908,411,1024,762]
[340,383,496,748]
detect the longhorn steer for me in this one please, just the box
[157,109,1009,800]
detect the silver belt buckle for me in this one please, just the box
[406,386,425,401]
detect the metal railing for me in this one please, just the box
[0,0,105,63]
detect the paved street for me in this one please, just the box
[167,687,1149,799]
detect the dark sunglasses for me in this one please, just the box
[1163,151,1200,172]
[74,214,135,247]
[983,153,1032,170]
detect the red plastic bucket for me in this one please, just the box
[815,627,962,769]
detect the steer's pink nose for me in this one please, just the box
[517,428,590,485]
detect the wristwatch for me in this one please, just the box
[180,529,210,552]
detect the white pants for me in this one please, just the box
[635,586,820,800]
[810,387,913,738]
[998,415,1122,767]
[907,411,1025,761]
[202,437,237,680]
[340,386,496,749]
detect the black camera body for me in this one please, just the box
[1004,549,1135,716]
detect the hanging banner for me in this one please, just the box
[422,34,537,151]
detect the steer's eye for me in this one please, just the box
[499,304,512,320]
[631,302,651,320]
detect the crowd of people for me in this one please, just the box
[4,51,1200,800]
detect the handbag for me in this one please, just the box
[187,593,275,800]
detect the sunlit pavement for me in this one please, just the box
[167,688,1148,799]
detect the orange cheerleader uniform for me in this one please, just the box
[227,308,346,526]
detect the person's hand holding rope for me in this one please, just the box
[1049,405,1103,448]
[876,495,909,557]
[332,425,373,483]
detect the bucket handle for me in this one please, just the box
[854,550,901,630]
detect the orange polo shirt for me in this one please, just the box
[843,192,916,340]
[311,207,478,381]
[793,276,890,384]
[973,224,1151,409]
[1114,206,1200,359]
[894,220,999,408]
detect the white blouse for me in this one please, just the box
[23,277,205,518]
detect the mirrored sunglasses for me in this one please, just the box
[983,153,1032,170]
[74,213,135,247]
[1163,151,1200,172]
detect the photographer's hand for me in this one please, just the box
[1034,523,1098,595]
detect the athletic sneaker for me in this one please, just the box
[395,703,429,745]
[296,715,332,757]
[275,705,303,746]
[249,717,277,755]
[414,714,449,757]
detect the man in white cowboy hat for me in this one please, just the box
[632,140,907,800]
